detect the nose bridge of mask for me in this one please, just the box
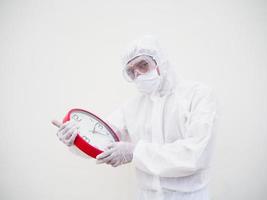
[135,68,159,81]
[133,68,161,94]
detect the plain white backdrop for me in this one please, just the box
[0,0,266,199]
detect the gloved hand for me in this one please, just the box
[51,120,78,147]
[96,142,136,167]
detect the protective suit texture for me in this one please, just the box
[107,35,217,200]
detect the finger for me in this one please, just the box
[51,120,62,128]
[65,126,78,141]
[96,149,115,160]
[68,128,78,143]
[106,160,113,165]
[64,126,77,140]
[65,131,77,146]
[58,121,72,132]
[109,159,117,166]
[96,151,111,160]
[96,154,114,164]
[106,156,118,165]
[64,131,73,141]
[96,158,108,164]
[67,133,78,146]
[57,123,74,140]
[112,161,121,167]
[61,122,76,136]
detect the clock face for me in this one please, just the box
[69,110,117,151]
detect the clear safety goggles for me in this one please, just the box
[123,56,157,82]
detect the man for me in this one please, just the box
[54,35,217,200]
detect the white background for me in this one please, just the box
[0,0,266,199]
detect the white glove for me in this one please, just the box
[96,142,135,167]
[52,120,78,147]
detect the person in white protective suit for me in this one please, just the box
[54,35,217,200]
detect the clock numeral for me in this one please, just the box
[82,136,90,143]
[92,122,109,136]
[95,123,103,130]
[72,114,82,122]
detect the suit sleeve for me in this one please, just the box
[132,86,218,178]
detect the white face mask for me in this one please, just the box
[133,69,161,94]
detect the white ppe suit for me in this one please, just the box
[106,36,217,200]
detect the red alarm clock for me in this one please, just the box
[54,108,119,158]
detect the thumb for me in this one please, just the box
[51,120,62,128]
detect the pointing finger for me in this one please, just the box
[96,149,115,160]
[51,120,62,128]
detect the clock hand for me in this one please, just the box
[92,123,97,134]
[95,130,108,136]
[89,129,108,136]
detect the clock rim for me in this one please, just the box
[63,108,120,158]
